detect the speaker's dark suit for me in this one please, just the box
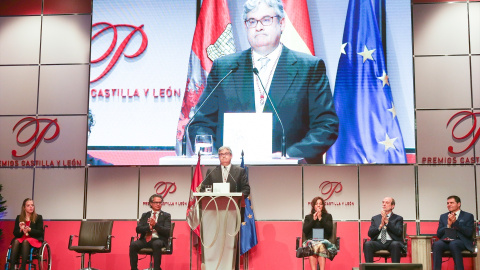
[364,213,404,263]
[129,210,171,270]
[433,210,474,270]
[199,165,250,196]
[189,46,339,164]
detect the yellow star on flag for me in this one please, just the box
[379,134,397,151]
[341,43,347,55]
[248,214,253,219]
[358,45,375,63]
[377,71,389,87]
[242,222,246,226]
[388,102,397,119]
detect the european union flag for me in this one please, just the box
[326,0,407,164]
[240,151,257,255]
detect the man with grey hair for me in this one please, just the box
[199,146,250,195]
[364,197,404,263]
[189,0,338,164]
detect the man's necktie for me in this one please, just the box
[145,211,157,242]
[380,226,387,244]
[223,166,228,183]
[258,57,270,72]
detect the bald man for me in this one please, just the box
[364,197,405,263]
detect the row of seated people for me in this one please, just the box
[6,195,475,270]
[301,195,475,270]
[5,194,171,270]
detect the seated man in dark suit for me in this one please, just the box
[199,146,250,196]
[129,194,171,270]
[364,197,404,263]
[433,195,474,270]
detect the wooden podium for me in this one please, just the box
[193,192,243,270]
[409,235,433,270]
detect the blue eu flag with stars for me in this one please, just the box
[327,0,407,164]
[240,151,257,255]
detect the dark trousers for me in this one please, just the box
[433,239,467,270]
[9,239,32,270]
[363,240,403,263]
[129,238,165,270]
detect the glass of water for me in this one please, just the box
[195,135,213,156]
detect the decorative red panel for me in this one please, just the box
[44,0,91,15]
[0,0,42,16]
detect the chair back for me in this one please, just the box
[402,223,407,241]
[78,220,114,247]
[163,222,176,254]
[329,222,338,246]
[301,221,337,244]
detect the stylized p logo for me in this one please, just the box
[12,117,60,158]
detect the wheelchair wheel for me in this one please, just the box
[4,246,12,270]
[38,243,51,270]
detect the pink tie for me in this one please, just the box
[145,212,157,242]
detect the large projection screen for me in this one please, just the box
[87,0,414,165]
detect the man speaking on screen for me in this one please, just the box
[189,0,338,164]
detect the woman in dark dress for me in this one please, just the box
[303,196,333,270]
[8,198,44,270]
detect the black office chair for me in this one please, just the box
[295,221,341,269]
[363,223,408,262]
[130,222,176,270]
[296,221,341,252]
[68,220,114,270]
[4,225,52,270]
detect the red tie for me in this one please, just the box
[145,212,157,242]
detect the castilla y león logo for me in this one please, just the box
[91,22,148,83]
[12,117,60,158]
[155,181,177,199]
[319,181,343,200]
[447,111,480,154]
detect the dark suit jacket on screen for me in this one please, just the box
[136,210,171,243]
[367,213,404,243]
[199,165,250,196]
[189,46,339,164]
[437,210,474,252]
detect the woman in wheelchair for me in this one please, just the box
[302,196,335,270]
[7,198,44,270]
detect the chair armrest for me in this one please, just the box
[337,237,341,251]
[130,236,136,243]
[296,237,301,250]
[430,236,440,251]
[168,236,176,249]
[106,235,114,251]
[68,235,78,249]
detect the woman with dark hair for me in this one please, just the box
[302,196,335,270]
[8,198,44,270]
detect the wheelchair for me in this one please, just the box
[4,225,51,270]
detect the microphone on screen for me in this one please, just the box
[252,67,286,158]
[181,64,239,156]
